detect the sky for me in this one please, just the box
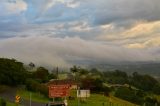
[0,0,160,67]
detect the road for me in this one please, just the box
[0,87,46,106]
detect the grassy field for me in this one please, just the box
[146,93,160,103]
[6,102,19,106]
[17,90,49,103]
[155,95,160,102]
[68,93,138,106]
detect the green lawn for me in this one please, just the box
[6,102,18,106]
[68,93,139,106]
[68,90,138,106]
[17,90,50,103]
[7,101,25,106]
[154,95,160,102]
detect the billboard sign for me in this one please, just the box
[49,84,70,98]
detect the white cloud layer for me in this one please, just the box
[0,36,159,67]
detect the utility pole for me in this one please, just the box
[56,66,59,79]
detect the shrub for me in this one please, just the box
[114,87,144,105]
[25,79,48,97]
[0,98,6,106]
[152,83,160,95]
[144,97,158,106]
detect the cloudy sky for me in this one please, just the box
[0,0,160,67]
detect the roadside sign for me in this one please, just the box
[49,84,70,98]
[77,90,90,98]
[15,95,20,103]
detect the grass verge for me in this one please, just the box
[17,90,49,103]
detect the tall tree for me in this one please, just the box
[0,58,26,86]
[70,65,79,74]
[33,67,49,83]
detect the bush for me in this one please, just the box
[0,98,6,106]
[25,79,48,97]
[25,79,39,91]
[103,87,111,96]
[131,73,158,91]
[37,84,48,97]
[114,87,144,105]
[144,97,158,106]
[152,83,160,95]
[81,77,104,93]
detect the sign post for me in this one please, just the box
[30,93,32,106]
[77,87,80,106]
[64,98,68,106]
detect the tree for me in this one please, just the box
[33,67,49,83]
[81,77,104,92]
[131,72,158,91]
[145,97,158,106]
[115,87,144,105]
[103,70,128,84]
[79,68,89,76]
[0,58,26,86]
[152,83,160,95]
[70,65,81,81]
[25,79,48,96]
[90,68,99,74]
[90,68,102,76]
[70,65,79,74]
[28,62,35,69]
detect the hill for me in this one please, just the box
[88,62,160,78]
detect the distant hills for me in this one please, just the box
[88,62,160,78]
